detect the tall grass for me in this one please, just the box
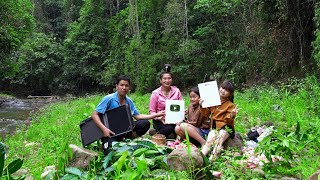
[1,76,320,178]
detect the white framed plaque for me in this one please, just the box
[165,100,185,124]
[198,81,221,108]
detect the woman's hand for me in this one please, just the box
[155,113,165,124]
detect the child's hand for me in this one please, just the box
[231,105,240,118]
[199,98,204,106]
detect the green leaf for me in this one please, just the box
[132,148,148,157]
[113,151,129,174]
[144,150,160,156]
[282,139,289,148]
[65,167,82,177]
[122,168,137,180]
[294,121,300,136]
[103,151,114,169]
[60,174,79,180]
[3,158,23,175]
[0,143,5,177]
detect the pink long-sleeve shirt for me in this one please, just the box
[149,86,182,115]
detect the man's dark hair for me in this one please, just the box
[116,75,131,85]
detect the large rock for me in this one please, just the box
[309,169,320,180]
[167,146,204,171]
[223,133,243,150]
[68,144,98,169]
[12,169,34,180]
[41,166,56,179]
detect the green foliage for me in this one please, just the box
[235,76,320,178]
[10,32,65,94]
[2,76,320,178]
[63,0,109,92]
[2,95,103,177]
[313,2,320,69]
[59,139,172,179]
[0,0,34,79]
[0,143,24,179]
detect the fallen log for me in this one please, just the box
[27,95,58,99]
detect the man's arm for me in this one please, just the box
[92,110,115,137]
[134,110,165,120]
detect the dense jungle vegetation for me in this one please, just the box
[1,0,319,95]
[1,77,320,179]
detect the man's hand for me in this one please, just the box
[102,127,115,138]
[156,110,165,117]
[154,110,165,124]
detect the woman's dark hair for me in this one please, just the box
[190,86,200,97]
[159,71,173,79]
[116,75,131,85]
[159,64,173,79]
[220,80,234,102]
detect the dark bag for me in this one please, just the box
[246,129,259,142]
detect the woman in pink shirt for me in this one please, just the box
[149,65,182,138]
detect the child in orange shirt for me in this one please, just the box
[200,80,239,160]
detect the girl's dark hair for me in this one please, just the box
[190,86,200,96]
[116,75,131,85]
[159,64,173,79]
[220,80,234,102]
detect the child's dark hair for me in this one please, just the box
[220,80,234,102]
[116,75,131,85]
[159,64,173,79]
[190,86,200,97]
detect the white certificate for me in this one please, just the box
[198,81,221,108]
[165,100,184,124]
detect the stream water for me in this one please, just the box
[0,99,49,137]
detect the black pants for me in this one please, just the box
[152,119,176,138]
[101,119,150,155]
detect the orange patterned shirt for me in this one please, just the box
[200,97,236,129]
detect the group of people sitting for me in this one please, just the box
[91,65,239,160]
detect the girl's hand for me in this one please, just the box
[199,98,204,106]
[231,105,240,118]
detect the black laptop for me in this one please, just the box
[80,105,134,146]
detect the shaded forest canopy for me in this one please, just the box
[0,0,319,96]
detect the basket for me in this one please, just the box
[151,134,166,146]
